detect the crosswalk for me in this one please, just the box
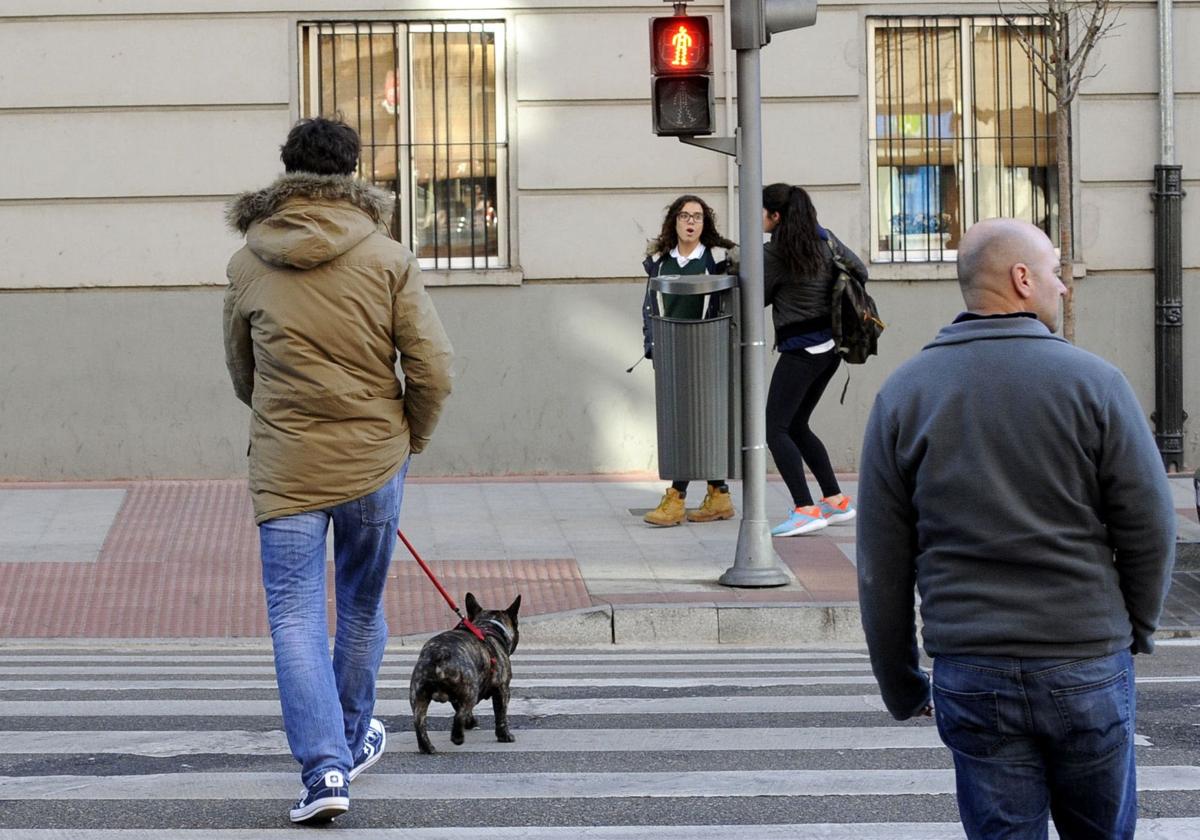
[1,645,1198,838]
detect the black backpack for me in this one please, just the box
[828,237,884,364]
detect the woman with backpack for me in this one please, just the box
[762,183,867,536]
[640,194,738,527]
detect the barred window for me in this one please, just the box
[868,17,1058,262]
[300,20,509,271]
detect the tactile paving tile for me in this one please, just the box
[774,536,859,601]
[0,482,590,638]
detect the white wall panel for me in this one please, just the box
[1078,181,1200,271]
[517,103,727,190]
[761,10,861,98]
[1072,274,1157,410]
[1078,8,1158,96]
[0,1,701,16]
[1177,8,1200,93]
[1078,98,1159,181]
[516,11,727,101]
[518,191,732,280]
[767,188,870,258]
[520,187,868,281]
[1185,180,1200,269]
[762,100,863,186]
[0,109,290,199]
[0,18,289,108]
[0,201,238,289]
[1077,185,1154,270]
[1079,96,1200,180]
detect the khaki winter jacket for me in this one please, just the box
[223,173,453,523]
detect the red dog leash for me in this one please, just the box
[397,529,487,643]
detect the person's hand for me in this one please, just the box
[919,703,934,717]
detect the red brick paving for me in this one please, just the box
[0,481,590,639]
[776,536,858,600]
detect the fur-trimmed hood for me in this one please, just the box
[225,173,394,271]
[225,172,392,233]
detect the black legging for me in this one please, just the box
[766,349,842,507]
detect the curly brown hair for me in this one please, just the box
[646,194,736,257]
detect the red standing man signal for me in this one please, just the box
[671,24,694,67]
[649,14,714,136]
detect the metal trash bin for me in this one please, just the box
[648,273,741,481]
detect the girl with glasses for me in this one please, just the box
[640,194,738,527]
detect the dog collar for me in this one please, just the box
[481,618,514,653]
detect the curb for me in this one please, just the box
[517,602,865,647]
[1179,542,1200,571]
[1176,515,1200,570]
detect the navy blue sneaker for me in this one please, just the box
[348,718,386,782]
[289,769,349,824]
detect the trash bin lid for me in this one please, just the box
[649,273,737,295]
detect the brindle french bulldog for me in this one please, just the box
[409,592,521,754]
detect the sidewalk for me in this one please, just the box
[0,475,1196,645]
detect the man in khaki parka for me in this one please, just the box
[223,118,452,824]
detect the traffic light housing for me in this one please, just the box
[650,14,714,137]
[731,0,818,50]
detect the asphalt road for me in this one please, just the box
[0,640,1198,838]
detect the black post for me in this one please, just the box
[1152,164,1186,472]
[1194,466,1199,520]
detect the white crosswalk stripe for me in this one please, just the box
[19,766,1200,800]
[1,645,1197,838]
[3,726,1010,755]
[10,825,1200,840]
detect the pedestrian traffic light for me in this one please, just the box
[650,13,715,137]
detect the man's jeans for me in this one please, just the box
[932,650,1137,840]
[259,462,407,788]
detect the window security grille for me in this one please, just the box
[868,17,1059,262]
[301,20,509,271]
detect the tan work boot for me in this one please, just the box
[644,487,686,527]
[686,485,736,522]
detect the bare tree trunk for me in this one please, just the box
[1057,104,1074,341]
[1057,19,1075,343]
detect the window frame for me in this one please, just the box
[297,18,516,281]
[866,15,1059,265]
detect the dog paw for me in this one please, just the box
[417,742,436,755]
[464,714,478,730]
[496,730,515,743]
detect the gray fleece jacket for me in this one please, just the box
[857,316,1176,720]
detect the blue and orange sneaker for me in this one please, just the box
[771,505,828,537]
[818,495,857,524]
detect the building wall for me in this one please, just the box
[1,0,1196,478]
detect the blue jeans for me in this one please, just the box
[932,650,1137,840]
[259,462,407,788]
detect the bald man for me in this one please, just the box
[856,219,1175,839]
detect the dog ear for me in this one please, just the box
[506,594,522,620]
[465,592,482,620]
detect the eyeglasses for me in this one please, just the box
[676,212,704,223]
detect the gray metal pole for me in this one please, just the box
[720,43,789,587]
[1159,0,1176,167]
[1153,0,1185,471]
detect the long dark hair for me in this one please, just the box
[646,194,736,256]
[762,183,823,277]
